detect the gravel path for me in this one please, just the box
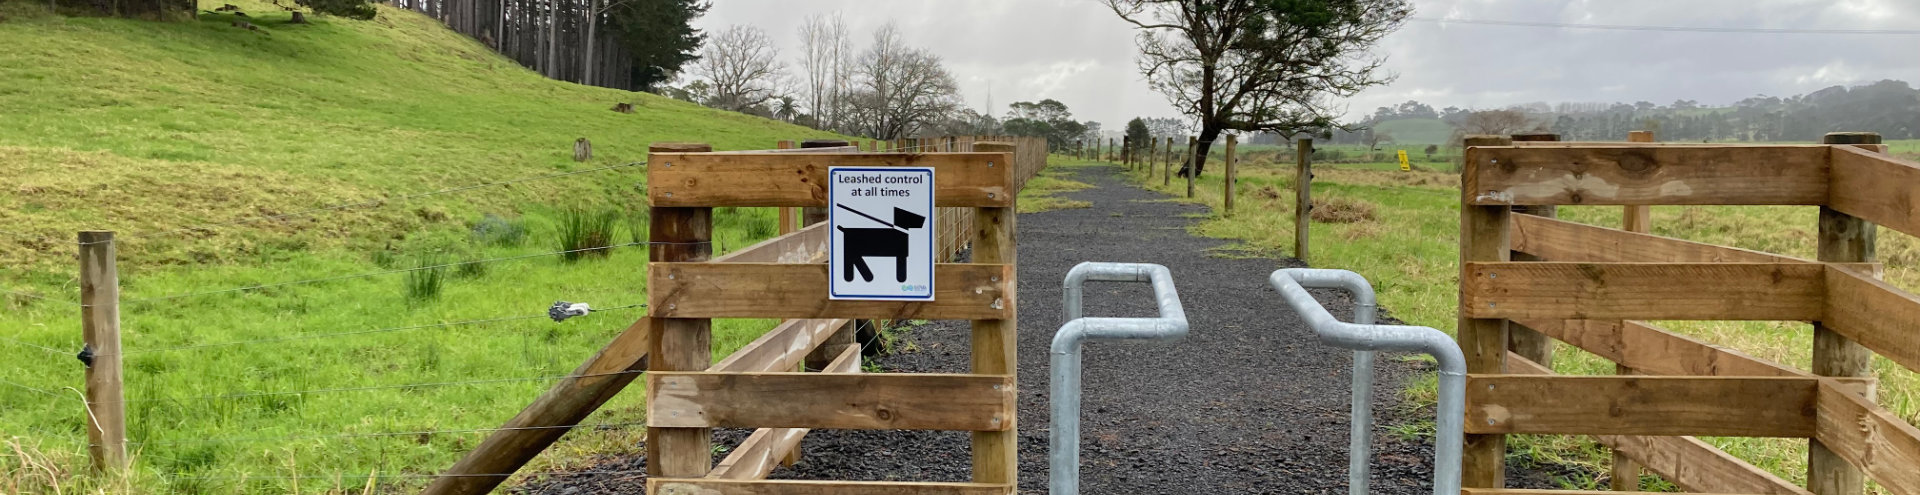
[518,163,1561,494]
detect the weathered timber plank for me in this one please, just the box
[1462,262,1825,321]
[1829,145,1920,239]
[650,479,1011,495]
[1458,135,1513,489]
[1465,374,1817,437]
[648,152,1015,207]
[707,346,861,480]
[649,263,1010,320]
[1821,265,1920,373]
[1515,319,1802,377]
[647,372,1015,431]
[1463,145,1829,206]
[1505,353,1814,495]
[712,222,827,264]
[709,318,847,373]
[1512,215,1805,263]
[1813,381,1920,494]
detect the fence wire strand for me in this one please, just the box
[86,160,648,247]
[0,377,59,397]
[119,241,699,304]
[159,468,650,482]
[120,303,643,355]
[1,334,70,356]
[106,368,645,405]
[132,421,647,447]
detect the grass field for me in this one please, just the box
[1117,146,1920,492]
[0,2,844,493]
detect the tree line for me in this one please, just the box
[1327,79,1920,145]
[393,0,706,91]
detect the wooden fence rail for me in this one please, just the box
[1458,131,1920,495]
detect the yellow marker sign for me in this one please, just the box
[1397,150,1410,171]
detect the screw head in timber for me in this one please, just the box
[988,161,995,167]
[988,193,996,199]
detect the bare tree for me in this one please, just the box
[695,25,786,113]
[1105,0,1411,176]
[840,24,961,139]
[798,13,850,130]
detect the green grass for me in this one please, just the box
[1108,148,1920,492]
[0,1,845,492]
[1016,156,1098,213]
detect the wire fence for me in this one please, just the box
[0,141,1024,489]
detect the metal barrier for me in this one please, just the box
[1048,262,1188,495]
[1268,268,1465,495]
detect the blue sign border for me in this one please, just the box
[827,166,937,301]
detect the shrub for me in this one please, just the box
[556,207,618,261]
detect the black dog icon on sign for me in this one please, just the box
[836,204,926,283]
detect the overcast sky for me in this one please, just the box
[696,0,1920,130]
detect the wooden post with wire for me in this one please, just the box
[647,142,716,479]
[1294,138,1312,262]
[1163,137,1173,184]
[1809,131,1880,495]
[1186,137,1198,198]
[79,230,125,472]
[1223,134,1237,216]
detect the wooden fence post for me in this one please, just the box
[1148,136,1160,179]
[1809,131,1880,495]
[1294,138,1312,262]
[1623,130,1656,233]
[79,231,125,472]
[1459,135,1514,488]
[647,142,715,478]
[1163,137,1173,184]
[1122,135,1132,170]
[776,140,796,235]
[1607,130,1653,491]
[1186,137,1200,198]
[1223,134,1237,216]
[970,141,1019,485]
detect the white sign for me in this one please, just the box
[829,167,936,301]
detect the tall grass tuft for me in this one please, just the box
[556,207,618,261]
[404,253,449,301]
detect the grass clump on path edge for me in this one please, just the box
[1112,151,1920,493]
[0,2,843,493]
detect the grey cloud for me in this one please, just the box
[701,0,1920,131]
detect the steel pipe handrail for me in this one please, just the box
[1050,262,1187,495]
[1269,268,1465,495]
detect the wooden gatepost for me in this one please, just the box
[425,141,1027,495]
[1456,132,1920,495]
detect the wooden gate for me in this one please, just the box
[640,142,1023,494]
[1456,132,1920,495]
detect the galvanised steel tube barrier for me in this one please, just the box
[1269,268,1465,495]
[1050,262,1187,495]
